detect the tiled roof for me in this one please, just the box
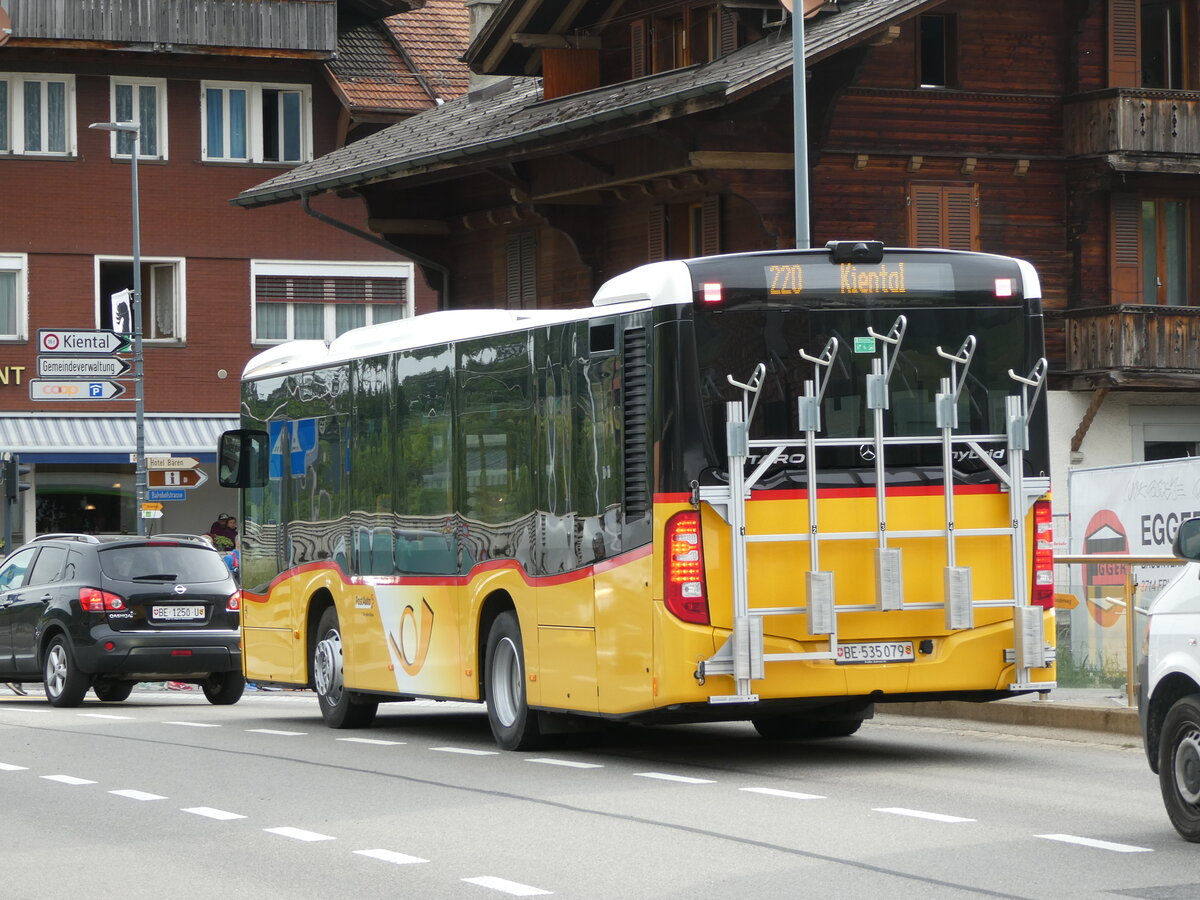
[240,0,942,207]
[328,0,471,115]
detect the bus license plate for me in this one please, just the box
[152,605,205,621]
[836,641,915,664]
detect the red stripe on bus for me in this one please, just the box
[240,544,654,603]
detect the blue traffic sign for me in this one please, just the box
[147,489,187,502]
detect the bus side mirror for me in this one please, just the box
[1173,517,1200,562]
[218,429,268,489]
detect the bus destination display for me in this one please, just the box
[766,260,956,297]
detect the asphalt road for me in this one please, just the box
[0,691,1193,899]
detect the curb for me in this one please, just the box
[879,700,1140,736]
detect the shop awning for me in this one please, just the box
[0,414,238,463]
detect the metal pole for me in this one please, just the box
[130,128,146,536]
[792,8,810,249]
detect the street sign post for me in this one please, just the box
[147,489,187,502]
[29,379,126,401]
[148,468,208,489]
[144,456,201,470]
[37,356,131,378]
[37,329,129,355]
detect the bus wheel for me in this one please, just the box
[752,715,864,740]
[313,607,377,729]
[1158,694,1200,842]
[484,611,544,751]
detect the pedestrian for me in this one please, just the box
[209,513,236,543]
[5,682,28,696]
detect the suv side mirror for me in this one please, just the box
[1173,517,1200,561]
[218,429,268,489]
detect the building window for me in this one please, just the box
[918,14,957,88]
[201,82,310,164]
[0,254,28,340]
[1141,0,1186,88]
[96,257,185,341]
[1111,195,1195,305]
[109,79,167,160]
[252,261,413,343]
[0,74,75,155]
[907,183,978,250]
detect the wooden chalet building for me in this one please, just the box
[238,0,1200,520]
[0,0,469,539]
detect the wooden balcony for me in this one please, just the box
[1065,89,1200,171]
[1058,306,1200,389]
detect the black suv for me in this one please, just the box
[0,533,243,706]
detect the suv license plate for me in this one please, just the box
[152,605,205,621]
[836,641,915,664]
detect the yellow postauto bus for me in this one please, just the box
[218,242,1055,749]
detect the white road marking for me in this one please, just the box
[0,763,29,771]
[337,737,405,746]
[265,827,335,842]
[526,758,603,769]
[41,775,97,786]
[1035,834,1152,853]
[431,747,499,756]
[163,721,220,728]
[635,772,715,784]
[462,876,551,896]
[110,789,167,801]
[182,807,246,821]
[246,729,306,736]
[0,706,46,713]
[740,787,825,800]
[80,713,134,720]
[874,807,975,823]
[354,848,429,865]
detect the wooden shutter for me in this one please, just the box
[647,206,666,262]
[719,7,738,57]
[630,20,647,79]
[908,183,977,250]
[944,186,976,250]
[505,232,522,307]
[1110,194,1142,303]
[1107,0,1140,87]
[701,195,721,256]
[520,231,537,307]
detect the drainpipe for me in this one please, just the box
[300,195,450,309]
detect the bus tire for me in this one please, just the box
[1158,694,1200,842]
[313,607,378,729]
[484,610,544,751]
[751,715,864,740]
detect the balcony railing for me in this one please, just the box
[1061,305,1200,382]
[1065,88,1200,159]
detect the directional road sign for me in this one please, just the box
[37,329,129,355]
[148,468,208,489]
[140,509,164,519]
[30,379,126,401]
[37,356,131,378]
[147,489,187,502]
[145,456,202,470]
[141,502,164,511]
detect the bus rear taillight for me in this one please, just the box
[665,511,710,625]
[1031,499,1054,609]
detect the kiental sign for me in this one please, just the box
[37,329,130,355]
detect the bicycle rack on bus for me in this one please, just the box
[696,321,1053,703]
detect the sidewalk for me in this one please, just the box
[882,686,1140,736]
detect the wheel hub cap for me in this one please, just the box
[314,629,344,705]
[492,636,520,728]
[1174,727,1200,806]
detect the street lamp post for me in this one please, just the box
[89,120,146,536]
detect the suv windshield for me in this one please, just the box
[98,545,231,583]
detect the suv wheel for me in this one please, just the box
[94,680,134,702]
[43,636,89,708]
[202,671,246,705]
[1159,693,1200,842]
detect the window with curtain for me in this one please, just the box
[0,74,74,156]
[111,79,166,159]
[202,81,308,164]
[0,255,26,339]
[252,261,414,344]
[96,258,185,341]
